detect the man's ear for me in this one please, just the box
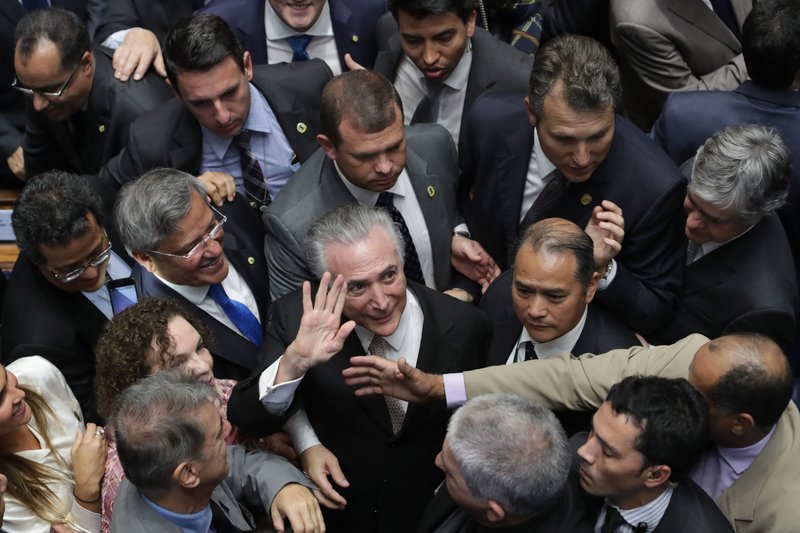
[132,251,158,274]
[731,412,756,436]
[242,51,253,81]
[485,499,507,523]
[643,464,671,489]
[523,96,538,129]
[585,271,600,303]
[174,461,200,489]
[317,134,337,160]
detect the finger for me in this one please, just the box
[270,505,286,533]
[283,507,310,533]
[344,53,365,71]
[603,237,622,253]
[601,199,622,214]
[329,274,347,314]
[132,52,153,81]
[301,280,313,314]
[314,272,332,310]
[323,273,344,312]
[153,52,167,77]
[326,457,350,488]
[313,488,343,510]
[353,385,385,396]
[333,320,357,346]
[598,221,624,240]
[397,357,416,379]
[119,50,143,82]
[310,471,346,508]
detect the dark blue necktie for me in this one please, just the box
[287,34,312,62]
[22,0,49,12]
[207,283,263,346]
[709,0,741,39]
[375,192,425,285]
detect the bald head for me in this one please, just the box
[516,218,596,288]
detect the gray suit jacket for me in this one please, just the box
[610,0,752,130]
[462,334,800,533]
[263,123,460,300]
[110,444,312,532]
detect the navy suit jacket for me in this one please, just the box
[23,45,172,178]
[201,0,387,71]
[131,196,269,380]
[228,282,492,533]
[100,59,331,189]
[95,0,194,44]
[652,81,800,293]
[463,91,686,334]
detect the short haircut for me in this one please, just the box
[741,0,800,89]
[390,0,477,22]
[163,13,245,91]
[528,34,621,120]
[114,168,207,254]
[94,297,214,418]
[305,204,405,278]
[12,171,104,265]
[605,376,709,481]
[447,394,570,517]
[14,7,90,71]
[319,70,403,147]
[690,124,790,225]
[706,334,793,428]
[518,218,596,289]
[111,371,216,499]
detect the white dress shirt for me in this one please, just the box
[506,308,588,364]
[264,1,342,75]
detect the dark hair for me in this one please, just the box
[606,376,709,481]
[14,7,90,71]
[390,0,477,22]
[528,35,621,119]
[320,70,403,147]
[95,298,214,419]
[12,171,104,265]
[706,334,793,428]
[519,218,596,289]
[163,13,245,91]
[741,0,800,88]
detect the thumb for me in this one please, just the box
[328,459,350,488]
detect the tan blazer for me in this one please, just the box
[463,334,800,532]
[610,0,752,129]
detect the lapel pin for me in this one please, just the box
[352,35,359,43]
[296,122,307,134]
[580,193,592,206]
[98,124,106,133]
[247,256,256,265]
[427,185,436,198]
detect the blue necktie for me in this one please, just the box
[287,34,312,61]
[207,283,263,346]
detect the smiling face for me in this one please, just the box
[526,83,615,184]
[135,191,229,287]
[326,226,407,337]
[148,316,214,385]
[268,0,327,31]
[175,54,253,138]
[0,367,32,438]
[396,9,476,83]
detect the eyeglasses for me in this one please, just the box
[12,61,81,98]
[147,206,227,260]
[49,236,113,283]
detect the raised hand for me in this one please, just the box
[450,235,501,293]
[584,199,625,272]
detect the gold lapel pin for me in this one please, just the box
[352,35,359,43]
[98,124,106,133]
[247,256,256,265]
[580,193,592,206]
[427,186,436,198]
[297,122,307,134]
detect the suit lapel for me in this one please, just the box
[500,128,535,247]
[329,0,354,71]
[169,107,204,172]
[372,34,404,80]
[667,2,741,51]
[487,319,522,366]
[226,249,269,330]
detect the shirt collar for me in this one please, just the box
[334,160,412,206]
[266,0,333,39]
[698,222,756,257]
[533,127,558,178]
[717,425,776,475]
[606,485,674,533]
[518,307,588,359]
[201,82,272,160]
[141,493,213,533]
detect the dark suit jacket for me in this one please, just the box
[463,90,686,334]
[263,123,462,300]
[131,196,269,380]
[373,20,533,153]
[416,472,595,533]
[201,0,387,71]
[652,81,800,294]
[0,0,91,179]
[228,282,493,533]
[22,45,172,178]
[100,59,332,189]
[652,213,798,352]
[95,0,194,44]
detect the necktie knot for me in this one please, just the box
[601,505,629,533]
[287,34,313,61]
[524,341,538,361]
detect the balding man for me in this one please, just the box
[345,333,799,533]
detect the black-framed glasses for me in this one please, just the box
[146,205,227,260]
[12,61,81,98]
[49,236,112,283]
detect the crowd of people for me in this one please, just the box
[0,0,798,531]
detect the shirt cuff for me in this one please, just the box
[597,259,617,291]
[257,355,304,415]
[284,408,321,455]
[101,28,132,49]
[443,373,467,409]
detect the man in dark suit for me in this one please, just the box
[2,171,135,423]
[100,13,332,208]
[13,8,172,178]
[463,35,686,335]
[372,0,533,150]
[418,393,594,533]
[201,0,387,74]
[264,69,499,301]
[651,125,798,352]
[114,168,269,381]
[228,204,492,533]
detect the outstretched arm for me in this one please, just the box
[342,356,445,403]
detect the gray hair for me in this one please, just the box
[528,34,621,120]
[447,394,570,517]
[305,204,405,278]
[690,124,790,224]
[110,370,216,499]
[114,168,207,253]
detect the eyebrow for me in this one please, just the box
[177,210,217,252]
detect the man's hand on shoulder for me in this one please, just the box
[342,356,445,403]
[112,28,166,81]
